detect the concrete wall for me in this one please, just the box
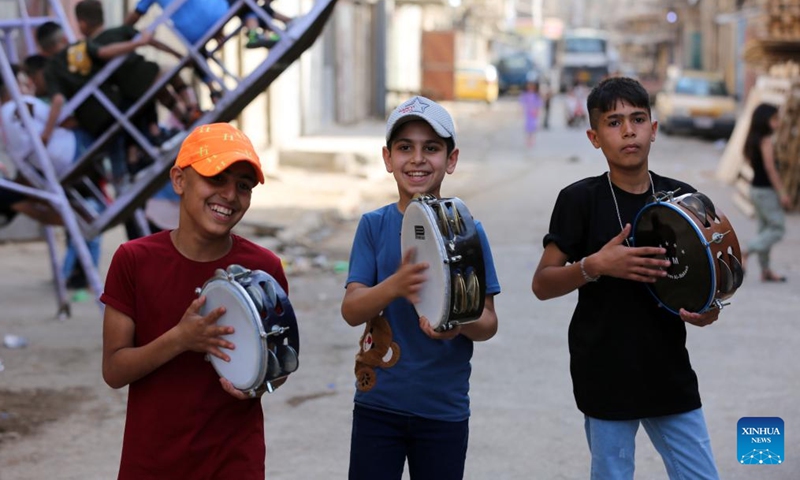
[387,4,423,103]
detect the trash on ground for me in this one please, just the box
[3,335,28,349]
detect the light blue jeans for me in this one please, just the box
[62,234,101,280]
[62,197,103,281]
[584,408,719,480]
[748,186,785,272]
[62,132,103,282]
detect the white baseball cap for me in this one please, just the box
[385,96,456,144]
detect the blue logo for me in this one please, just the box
[738,417,783,465]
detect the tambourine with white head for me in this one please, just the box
[196,264,299,396]
[632,191,744,314]
[400,194,486,331]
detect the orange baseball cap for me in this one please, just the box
[175,123,264,184]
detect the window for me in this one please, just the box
[500,56,531,71]
[564,38,606,54]
[674,77,728,96]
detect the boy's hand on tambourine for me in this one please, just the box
[175,295,235,361]
[595,224,671,283]
[394,247,429,304]
[219,377,251,400]
[679,308,719,327]
[419,316,461,340]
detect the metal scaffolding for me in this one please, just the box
[0,0,338,317]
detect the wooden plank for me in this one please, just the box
[733,191,756,218]
[775,80,800,210]
[716,71,800,214]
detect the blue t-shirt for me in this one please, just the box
[346,203,501,422]
[152,181,180,201]
[136,0,229,44]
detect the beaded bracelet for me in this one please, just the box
[580,257,599,282]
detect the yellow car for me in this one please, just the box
[654,70,738,138]
[455,62,499,104]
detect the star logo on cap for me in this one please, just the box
[399,97,429,114]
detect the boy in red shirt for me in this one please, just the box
[101,123,286,479]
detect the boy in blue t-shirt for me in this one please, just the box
[341,96,501,479]
[126,0,228,46]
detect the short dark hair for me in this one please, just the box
[75,0,104,28]
[587,77,651,129]
[743,103,779,162]
[23,54,48,74]
[35,21,64,53]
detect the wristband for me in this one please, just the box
[580,257,599,282]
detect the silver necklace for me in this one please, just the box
[607,171,655,247]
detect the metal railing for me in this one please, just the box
[0,0,338,315]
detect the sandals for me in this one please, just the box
[762,272,787,283]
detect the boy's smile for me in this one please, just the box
[173,162,256,239]
[383,120,458,209]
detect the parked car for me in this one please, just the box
[494,53,538,94]
[654,70,737,138]
[454,62,499,104]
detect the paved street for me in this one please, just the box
[0,96,798,479]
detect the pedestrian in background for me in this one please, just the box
[519,80,542,149]
[539,77,552,130]
[743,103,790,282]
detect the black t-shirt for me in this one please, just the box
[44,41,100,98]
[44,41,121,137]
[93,26,159,100]
[543,171,702,420]
[748,142,772,188]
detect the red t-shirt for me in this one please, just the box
[101,231,288,479]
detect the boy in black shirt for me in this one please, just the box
[75,0,200,133]
[531,77,721,479]
[35,20,125,141]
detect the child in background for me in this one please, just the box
[124,0,229,102]
[229,0,294,49]
[519,80,542,148]
[0,63,102,292]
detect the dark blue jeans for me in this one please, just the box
[348,404,469,480]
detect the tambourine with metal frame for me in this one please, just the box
[400,194,486,332]
[196,264,299,397]
[632,190,744,314]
